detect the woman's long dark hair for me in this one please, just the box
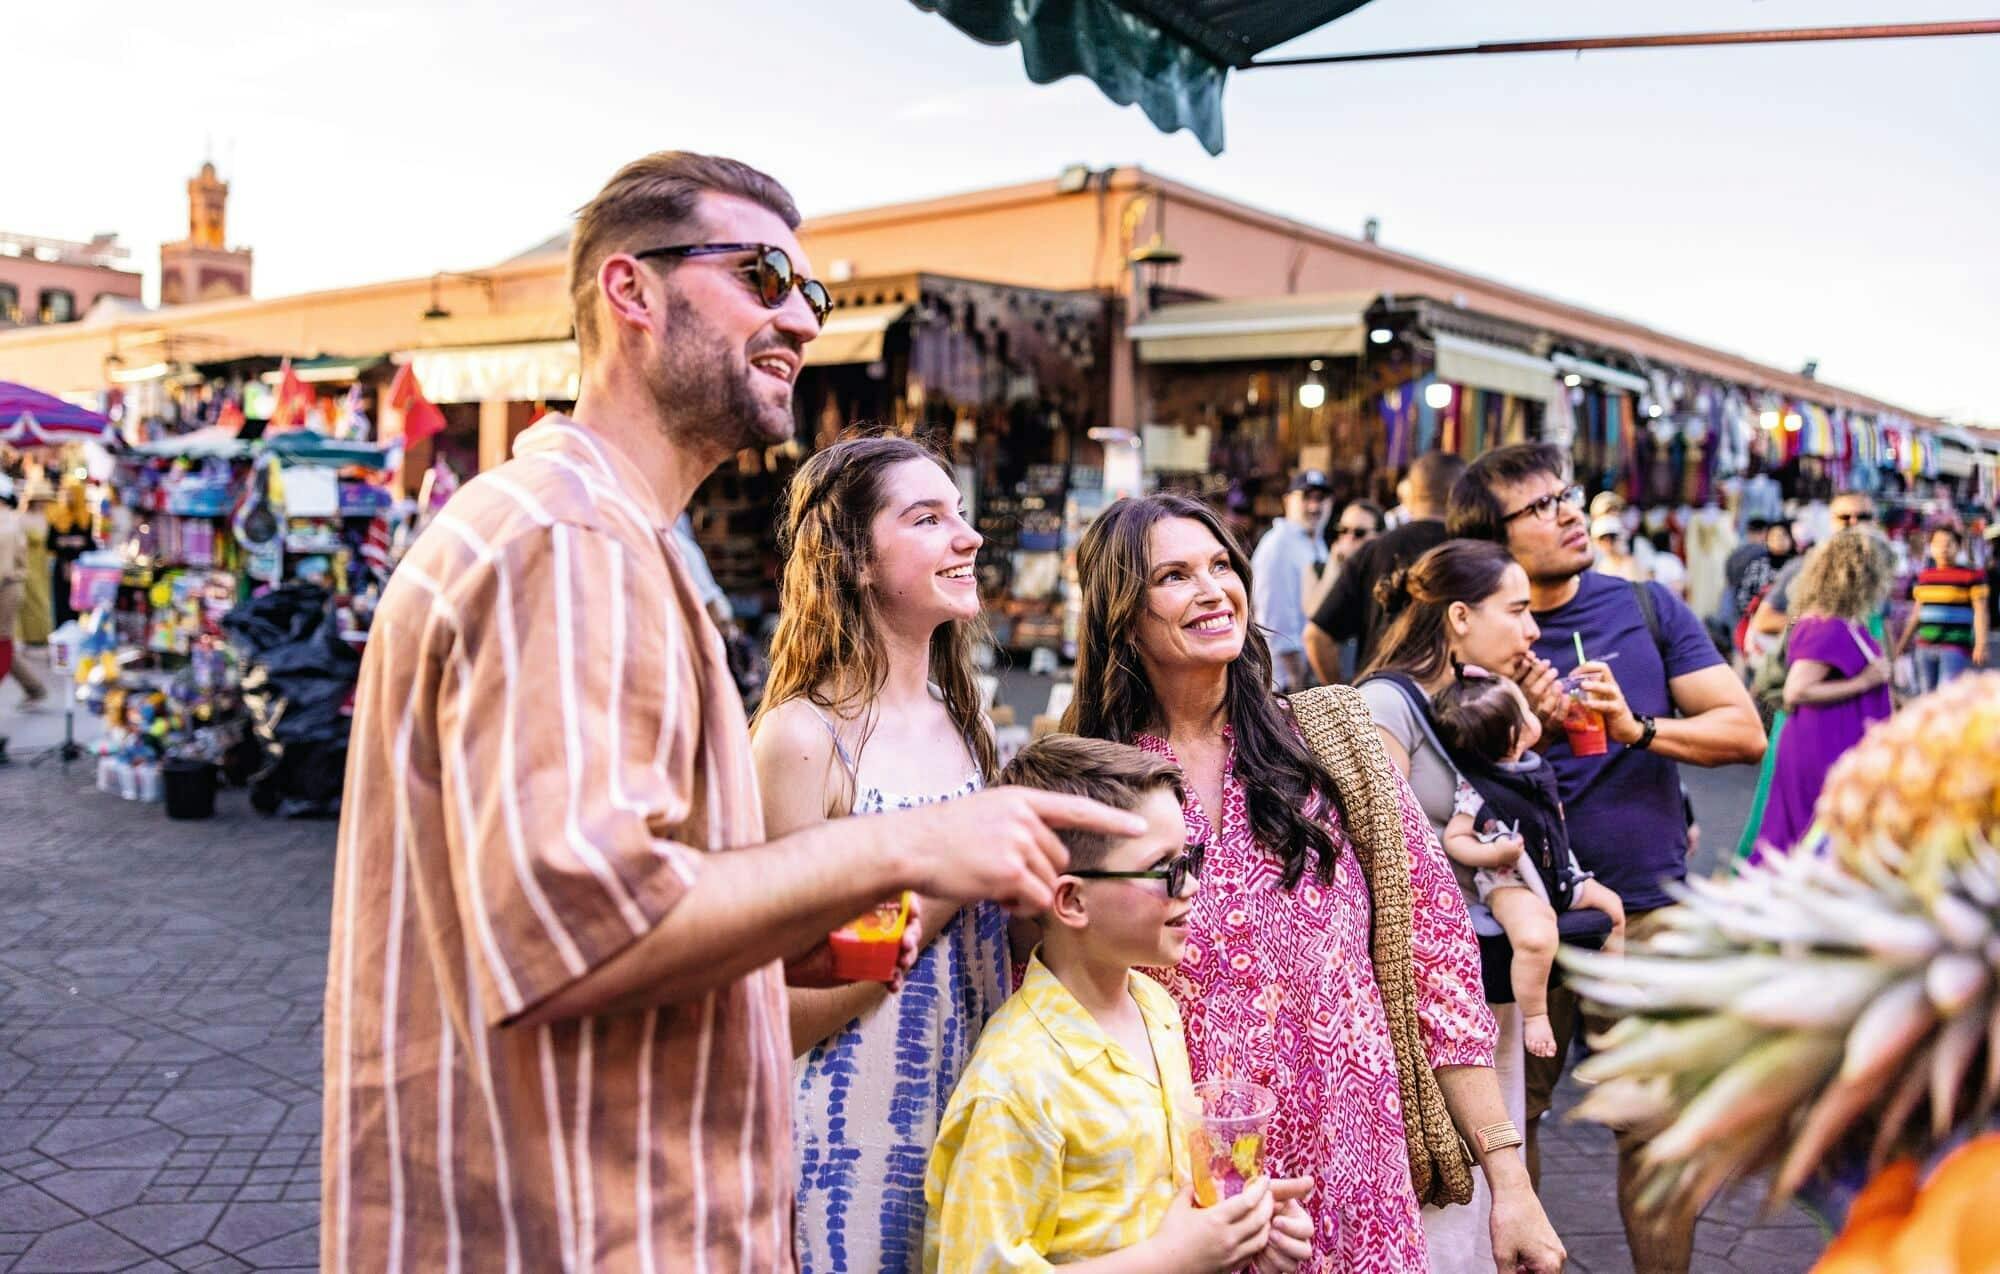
[1061,493,1343,888]
[1361,540,1519,684]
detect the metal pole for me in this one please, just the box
[1243,19,2000,69]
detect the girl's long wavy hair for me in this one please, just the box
[753,435,997,804]
[1061,493,1344,888]
[1791,527,1895,624]
[1360,540,1521,684]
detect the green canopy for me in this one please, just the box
[910,0,1378,153]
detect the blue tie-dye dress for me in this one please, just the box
[792,721,1009,1274]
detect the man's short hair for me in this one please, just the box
[569,151,801,358]
[1406,451,1468,508]
[1448,443,1569,544]
[997,734,1184,871]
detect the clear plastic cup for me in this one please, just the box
[1560,672,1607,757]
[1186,1079,1277,1205]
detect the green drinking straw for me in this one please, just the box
[1573,633,1588,666]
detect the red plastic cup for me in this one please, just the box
[827,893,911,983]
[1186,1079,1277,1206]
[1563,698,1608,756]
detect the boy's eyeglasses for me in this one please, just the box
[1834,510,1876,526]
[1502,485,1585,524]
[1070,843,1206,897]
[631,242,833,325]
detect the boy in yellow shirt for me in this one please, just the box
[923,735,1312,1273]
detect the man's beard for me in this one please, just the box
[646,290,797,454]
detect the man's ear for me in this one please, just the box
[598,255,656,342]
[1047,877,1088,931]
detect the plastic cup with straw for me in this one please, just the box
[1561,633,1609,756]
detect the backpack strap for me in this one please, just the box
[1631,579,1667,664]
[1355,671,1462,782]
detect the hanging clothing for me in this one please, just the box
[1683,508,1737,619]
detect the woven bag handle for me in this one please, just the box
[1289,684,1474,1208]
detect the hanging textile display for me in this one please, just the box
[1379,380,1417,472]
[1544,382,1578,452]
[1414,375,1441,456]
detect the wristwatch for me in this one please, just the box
[1631,714,1658,751]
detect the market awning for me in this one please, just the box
[1433,333,1556,403]
[909,0,1378,154]
[1128,292,1373,363]
[1550,353,1651,395]
[803,303,912,367]
[403,341,580,404]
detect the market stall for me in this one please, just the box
[67,426,406,818]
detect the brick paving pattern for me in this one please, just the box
[0,746,1828,1270]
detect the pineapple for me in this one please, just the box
[1557,672,2000,1221]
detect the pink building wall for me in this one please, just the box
[0,254,142,326]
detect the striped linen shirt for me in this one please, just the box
[923,955,1196,1272]
[323,415,794,1272]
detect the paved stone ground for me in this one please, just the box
[0,757,327,1271]
[0,665,1829,1271]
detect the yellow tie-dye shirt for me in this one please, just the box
[923,954,1195,1273]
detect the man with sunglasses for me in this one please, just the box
[325,151,1144,1273]
[1450,443,1764,1274]
[1747,490,1879,644]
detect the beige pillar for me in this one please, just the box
[478,397,511,472]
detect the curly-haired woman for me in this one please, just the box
[1751,527,1897,858]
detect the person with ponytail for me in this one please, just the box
[751,434,1005,1274]
[1065,494,1563,1274]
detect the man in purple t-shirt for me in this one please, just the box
[1451,443,1765,1274]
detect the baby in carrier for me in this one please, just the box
[1431,670,1626,1058]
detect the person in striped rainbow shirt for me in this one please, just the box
[1894,525,1990,692]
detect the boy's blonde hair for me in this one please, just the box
[997,734,1183,870]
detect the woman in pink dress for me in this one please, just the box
[1063,493,1563,1274]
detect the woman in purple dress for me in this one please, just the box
[1753,528,1896,858]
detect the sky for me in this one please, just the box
[8,0,1997,422]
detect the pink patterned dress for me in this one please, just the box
[1132,726,1495,1273]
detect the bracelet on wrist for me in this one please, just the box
[1475,1120,1524,1156]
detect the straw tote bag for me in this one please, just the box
[1288,684,1477,1209]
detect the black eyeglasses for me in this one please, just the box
[1335,524,1376,539]
[631,242,832,325]
[1070,843,1205,898]
[1833,511,1876,526]
[1502,485,1586,524]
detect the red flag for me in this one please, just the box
[388,363,447,447]
[269,358,313,431]
[218,395,246,436]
